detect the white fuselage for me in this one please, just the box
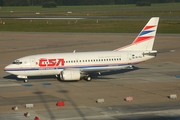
[4,17,159,81]
[4,50,154,77]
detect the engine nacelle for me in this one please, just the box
[60,70,81,81]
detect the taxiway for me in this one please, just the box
[0,32,180,120]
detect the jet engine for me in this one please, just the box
[60,70,81,81]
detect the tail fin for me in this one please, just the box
[115,17,159,51]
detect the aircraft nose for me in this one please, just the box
[4,64,11,71]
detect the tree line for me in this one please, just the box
[0,0,180,6]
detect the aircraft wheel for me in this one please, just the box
[86,76,92,81]
[24,79,28,83]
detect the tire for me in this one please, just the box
[86,76,92,81]
[24,79,28,83]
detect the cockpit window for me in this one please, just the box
[12,60,22,65]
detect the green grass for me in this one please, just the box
[0,3,179,17]
[0,3,179,12]
[0,19,179,33]
[0,3,179,33]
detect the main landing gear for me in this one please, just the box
[84,76,92,81]
[24,79,28,83]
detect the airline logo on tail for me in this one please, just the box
[133,26,156,43]
[115,17,159,51]
[133,25,156,44]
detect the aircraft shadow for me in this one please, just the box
[3,74,57,81]
[90,66,147,76]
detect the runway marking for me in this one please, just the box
[22,83,33,86]
[175,75,180,78]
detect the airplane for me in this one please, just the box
[4,17,159,83]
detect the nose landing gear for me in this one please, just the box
[17,75,28,83]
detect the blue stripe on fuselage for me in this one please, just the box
[5,63,130,71]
